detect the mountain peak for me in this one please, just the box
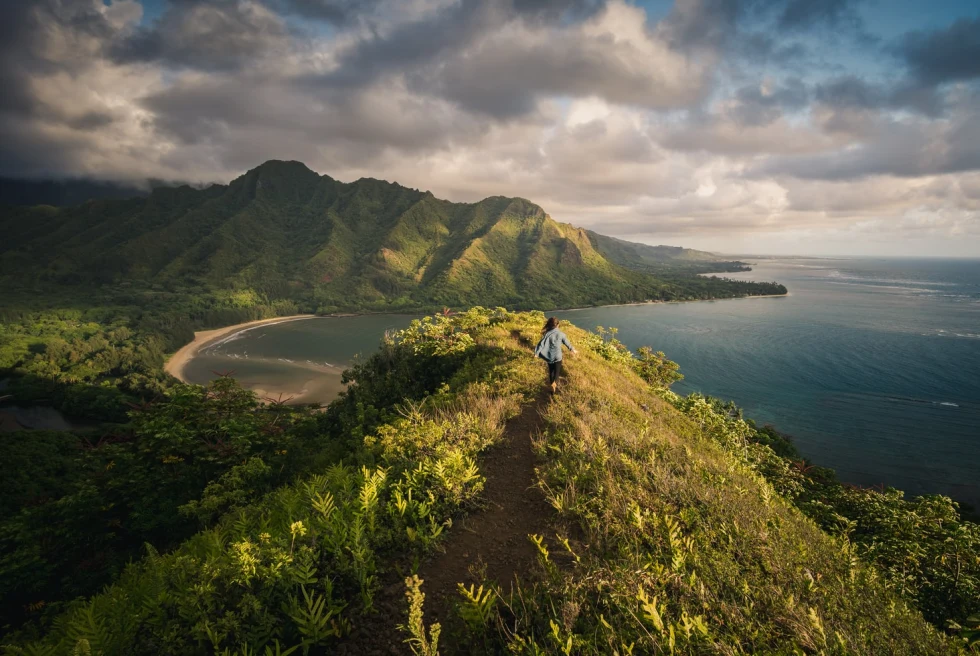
[249,160,317,176]
[228,160,326,203]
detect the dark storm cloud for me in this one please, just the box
[319,0,497,88]
[814,75,943,116]
[111,0,288,71]
[0,1,128,177]
[0,1,113,114]
[896,16,980,85]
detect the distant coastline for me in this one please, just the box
[560,291,789,313]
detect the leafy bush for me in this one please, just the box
[1,310,533,655]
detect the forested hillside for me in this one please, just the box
[1,310,975,654]
[0,160,783,312]
[587,232,748,275]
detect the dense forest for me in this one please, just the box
[0,310,975,654]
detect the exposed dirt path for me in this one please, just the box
[418,389,553,627]
[336,387,553,655]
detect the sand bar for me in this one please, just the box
[164,315,316,382]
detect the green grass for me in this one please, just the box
[494,318,957,654]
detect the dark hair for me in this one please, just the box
[542,317,559,334]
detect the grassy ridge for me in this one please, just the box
[495,319,965,654]
[4,310,973,655]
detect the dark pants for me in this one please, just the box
[547,359,563,384]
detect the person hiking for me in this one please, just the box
[534,317,575,392]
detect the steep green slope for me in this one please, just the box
[588,231,720,264]
[0,160,784,312]
[2,310,967,655]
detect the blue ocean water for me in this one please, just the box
[185,257,980,507]
[564,257,980,508]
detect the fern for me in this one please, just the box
[456,583,497,631]
[287,585,343,651]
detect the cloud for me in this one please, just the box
[111,0,289,71]
[775,0,865,32]
[752,96,980,180]
[897,15,980,85]
[312,0,711,118]
[274,0,381,24]
[814,75,944,116]
[0,0,976,255]
[432,2,712,117]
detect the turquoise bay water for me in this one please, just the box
[183,315,417,403]
[184,257,980,507]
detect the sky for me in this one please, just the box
[1,0,979,256]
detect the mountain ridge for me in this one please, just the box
[0,160,782,313]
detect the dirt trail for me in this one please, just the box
[337,387,553,655]
[418,389,553,624]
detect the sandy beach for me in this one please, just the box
[164,315,316,382]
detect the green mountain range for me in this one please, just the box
[0,160,782,312]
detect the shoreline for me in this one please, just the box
[164,315,318,382]
[165,292,790,383]
[559,292,789,313]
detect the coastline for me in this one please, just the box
[559,292,789,313]
[166,292,790,383]
[164,315,317,382]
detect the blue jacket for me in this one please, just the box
[534,329,574,363]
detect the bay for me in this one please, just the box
[182,314,417,404]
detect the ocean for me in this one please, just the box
[183,257,980,507]
[565,257,980,508]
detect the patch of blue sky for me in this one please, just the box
[631,0,674,24]
[858,0,978,39]
[130,0,165,25]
